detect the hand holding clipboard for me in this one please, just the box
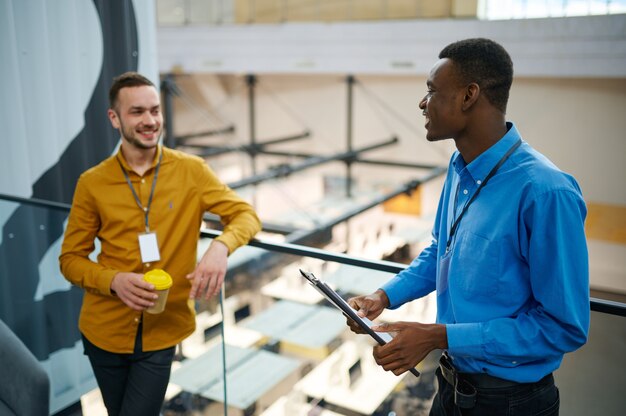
[299,269,420,378]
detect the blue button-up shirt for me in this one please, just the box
[382,123,589,382]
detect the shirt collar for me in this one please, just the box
[116,144,163,174]
[453,122,521,182]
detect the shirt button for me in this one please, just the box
[476,180,482,185]
[134,317,139,323]
[463,189,468,195]
[145,263,151,268]
[141,178,146,184]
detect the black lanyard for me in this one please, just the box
[445,139,522,253]
[117,150,163,232]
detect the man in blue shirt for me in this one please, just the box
[347,38,589,415]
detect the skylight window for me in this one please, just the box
[478,0,626,20]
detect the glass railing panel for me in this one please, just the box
[1,194,625,415]
[170,236,439,415]
[173,230,626,415]
[0,197,96,415]
[556,310,626,416]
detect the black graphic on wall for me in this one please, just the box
[0,1,139,360]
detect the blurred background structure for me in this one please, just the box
[0,1,624,415]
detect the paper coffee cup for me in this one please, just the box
[143,269,173,314]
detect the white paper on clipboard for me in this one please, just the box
[299,269,420,377]
[298,270,393,342]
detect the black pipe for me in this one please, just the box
[346,75,355,198]
[226,137,399,189]
[354,158,443,170]
[256,151,446,171]
[193,130,311,157]
[175,125,236,143]
[591,298,626,317]
[247,74,257,175]
[256,130,311,147]
[317,173,445,230]
[256,150,317,158]
[161,74,176,149]
[0,193,71,212]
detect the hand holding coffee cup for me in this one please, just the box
[143,269,173,314]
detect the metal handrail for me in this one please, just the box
[0,193,72,211]
[1,193,624,317]
[199,230,626,317]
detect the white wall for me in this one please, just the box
[508,77,626,294]
[158,15,626,77]
[508,77,626,206]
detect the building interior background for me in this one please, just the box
[0,1,625,415]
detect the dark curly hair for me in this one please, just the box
[439,38,513,113]
[108,72,156,111]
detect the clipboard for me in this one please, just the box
[299,269,420,378]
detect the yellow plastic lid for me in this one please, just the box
[143,269,173,290]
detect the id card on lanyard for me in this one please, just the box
[439,139,522,290]
[118,150,164,264]
[138,232,160,263]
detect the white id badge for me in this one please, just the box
[138,232,161,263]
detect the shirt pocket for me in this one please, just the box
[453,231,501,298]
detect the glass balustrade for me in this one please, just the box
[0,194,624,415]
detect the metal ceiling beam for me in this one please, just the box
[187,130,311,156]
[247,74,258,177]
[255,149,315,158]
[176,125,236,143]
[161,74,237,148]
[161,74,176,149]
[201,170,447,273]
[311,168,447,231]
[346,75,355,197]
[255,150,443,171]
[226,136,399,189]
[353,158,442,170]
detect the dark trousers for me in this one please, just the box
[82,324,175,416]
[430,367,560,416]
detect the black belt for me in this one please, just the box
[438,352,553,409]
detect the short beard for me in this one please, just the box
[124,135,160,150]
[118,118,161,149]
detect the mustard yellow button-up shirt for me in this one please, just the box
[60,146,261,353]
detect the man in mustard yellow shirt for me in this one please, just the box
[59,72,261,415]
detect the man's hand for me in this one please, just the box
[371,322,447,376]
[111,272,157,311]
[187,240,228,299]
[346,289,390,334]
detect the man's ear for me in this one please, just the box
[461,83,480,111]
[107,108,120,129]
